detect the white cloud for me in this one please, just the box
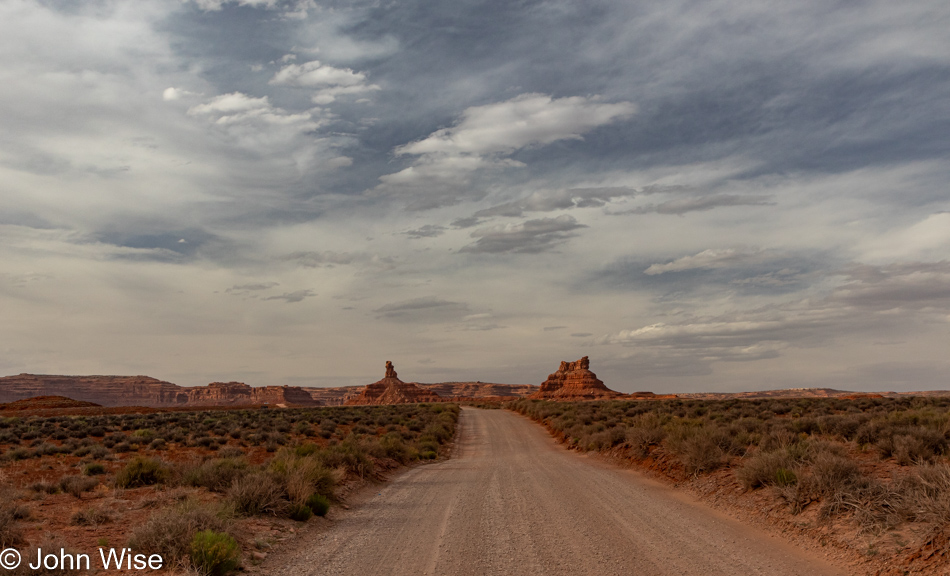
[188,92,271,115]
[395,93,636,157]
[645,248,760,275]
[270,59,380,103]
[311,84,380,104]
[861,212,950,262]
[377,94,635,209]
[271,60,367,87]
[460,215,586,254]
[191,0,279,11]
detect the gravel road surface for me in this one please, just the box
[267,407,846,576]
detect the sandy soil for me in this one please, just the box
[261,408,848,576]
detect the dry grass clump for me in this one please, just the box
[59,475,99,498]
[0,485,27,548]
[181,457,248,492]
[70,505,113,527]
[227,472,287,517]
[128,499,230,564]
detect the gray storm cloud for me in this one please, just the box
[0,0,948,391]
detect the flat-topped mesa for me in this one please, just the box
[530,356,625,400]
[344,361,443,405]
[0,374,321,407]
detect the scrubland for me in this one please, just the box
[510,396,950,574]
[0,403,459,575]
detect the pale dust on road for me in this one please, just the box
[266,407,847,576]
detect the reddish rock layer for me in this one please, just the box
[0,374,321,407]
[530,356,625,400]
[421,382,537,399]
[0,395,101,411]
[310,382,537,406]
[344,362,443,405]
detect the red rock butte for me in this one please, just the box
[344,361,443,405]
[530,356,625,400]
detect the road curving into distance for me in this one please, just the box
[268,407,846,576]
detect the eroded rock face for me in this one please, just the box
[529,356,625,400]
[344,362,442,405]
[0,374,321,407]
[310,382,536,405]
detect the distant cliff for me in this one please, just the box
[0,374,321,407]
[307,381,537,405]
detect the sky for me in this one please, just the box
[1,0,949,393]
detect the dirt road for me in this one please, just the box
[267,408,846,576]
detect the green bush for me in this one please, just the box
[288,503,312,522]
[114,457,170,488]
[306,493,330,517]
[190,530,240,576]
[84,463,106,476]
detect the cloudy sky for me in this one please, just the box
[1,0,949,392]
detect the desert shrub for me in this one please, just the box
[113,441,133,453]
[422,422,452,443]
[894,464,950,527]
[892,429,947,465]
[737,450,798,490]
[227,472,286,516]
[33,442,59,456]
[294,443,320,457]
[665,424,735,475]
[376,433,410,463]
[70,506,113,526]
[86,444,109,459]
[0,497,25,547]
[149,438,167,450]
[810,452,861,498]
[317,440,373,477]
[115,457,171,488]
[270,452,335,503]
[306,493,330,517]
[29,480,60,494]
[128,500,228,562]
[288,503,312,522]
[625,419,667,458]
[190,530,240,576]
[218,446,244,459]
[4,447,30,461]
[183,458,248,492]
[60,475,99,498]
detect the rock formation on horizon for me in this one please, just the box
[344,361,443,405]
[529,356,625,400]
[0,374,321,407]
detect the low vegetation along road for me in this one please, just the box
[269,408,845,576]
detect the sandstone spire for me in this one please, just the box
[344,361,443,405]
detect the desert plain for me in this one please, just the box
[0,360,948,575]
